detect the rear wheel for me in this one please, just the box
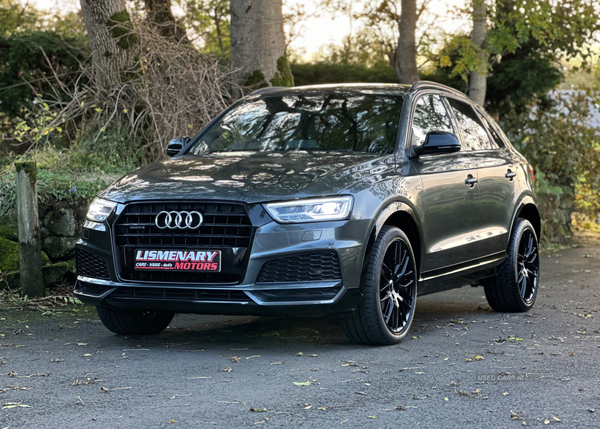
[343,226,417,345]
[97,307,174,335]
[484,218,539,312]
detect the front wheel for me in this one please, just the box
[343,226,417,345]
[484,218,540,312]
[97,307,174,335]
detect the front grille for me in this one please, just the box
[256,251,342,283]
[115,201,253,284]
[111,287,249,302]
[115,202,252,247]
[76,249,111,280]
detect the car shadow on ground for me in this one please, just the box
[98,287,495,349]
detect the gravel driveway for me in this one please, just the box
[1,239,599,428]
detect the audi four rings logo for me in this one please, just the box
[155,211,203,230]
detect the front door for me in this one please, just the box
[409,93,481,274]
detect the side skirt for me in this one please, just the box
[417,251,506,296]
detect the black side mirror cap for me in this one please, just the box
[166,137,191,157]
[412,131,461,157]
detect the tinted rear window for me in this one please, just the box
[187,94,404,154]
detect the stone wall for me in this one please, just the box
[537,191,574,244]
[0,201,88,289]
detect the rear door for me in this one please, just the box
[409,93,480,273]
[445,97,517,257]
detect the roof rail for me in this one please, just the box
[409,81,468,99]
[249,86,289,96]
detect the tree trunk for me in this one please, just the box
[79,0,138,90]
[229,0,293,92]
[144,0,187,41]
[469,0,487,106]
[393,0,420,84]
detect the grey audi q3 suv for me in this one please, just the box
[75,82,541,345]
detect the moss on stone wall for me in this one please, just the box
[0,225,17,241]
[270,55,294,87]
[0,236,19,272]
[107,10,139,50]
[0,236,50,273]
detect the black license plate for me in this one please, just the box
[133,250,221,272]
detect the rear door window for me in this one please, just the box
[478,112,506,148]
[446,98,496,150]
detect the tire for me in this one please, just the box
[343,226,418,345]
[97,307,174,335]
[484,218,540,312]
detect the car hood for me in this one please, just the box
[99,152,394,204]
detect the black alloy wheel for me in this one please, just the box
[516,227,539,305]
[484,218,539,312]
[380,238,416,334]
[343,226,417,345]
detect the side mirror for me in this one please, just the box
[412,131,461,157]
[166,137,191,157]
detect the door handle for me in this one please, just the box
[465,174,478,187]
[505,169,517,181]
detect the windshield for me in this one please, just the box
[186,93,404,155]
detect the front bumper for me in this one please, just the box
[75,209,370,317]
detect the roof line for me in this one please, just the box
[409,81,469,99]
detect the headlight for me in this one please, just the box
[86,198,117,222]
[264,196,353,223]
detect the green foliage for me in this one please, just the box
[425,36,563,117]
[485,43,562,116]
[0,0,39,37]
[175,0,230,57]
[433,0,600,88]
[0,31,88,118]
[0,140,139,217]
[503,90,600,221]
[291,61,398,86]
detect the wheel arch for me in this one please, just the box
[511,196,541,240]
[361,202,423,284]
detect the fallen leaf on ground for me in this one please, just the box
[511,410,523,420]
[293,381,311,386]
[466,355,484,362]
[250,408,266,412]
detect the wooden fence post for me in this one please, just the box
[15,161,44,297]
